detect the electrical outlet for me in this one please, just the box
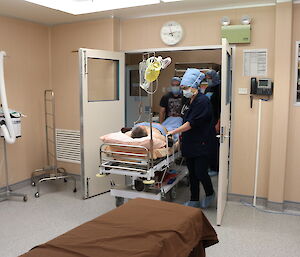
[238,88,248,95]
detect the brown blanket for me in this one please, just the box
[20,198,218,257]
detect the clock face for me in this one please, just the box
[160,21,183,46]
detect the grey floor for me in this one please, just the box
[1,175,300,257]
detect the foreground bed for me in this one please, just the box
[20,198,218,257]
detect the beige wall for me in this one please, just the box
[2,3,300,204]
[0,16,49,186]
[51,18,116,173]
[121,7,276,198]
[285,4,300,203]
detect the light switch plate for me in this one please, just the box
[238,88,248,95]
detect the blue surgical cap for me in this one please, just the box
[206,69,221,87]
[180,68,205,88]
[171,77,181,83]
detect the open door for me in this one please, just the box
[217,38,232,225]
[79,48,125,199]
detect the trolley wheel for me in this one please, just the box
[96,173,107,178]
[143,180,155,185]
[23,195,28,202]
[73,188,77,193]
[35,192,40,198]
[31,181,36,187]
[115,197,124,207]
[64,178,68,183]
[135,180,145,192]
[170,187,177,200]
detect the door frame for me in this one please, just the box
[124,44,236,222]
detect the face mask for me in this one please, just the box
[171,86,181,95]
[183,88,194,98]
[207,79,213,87]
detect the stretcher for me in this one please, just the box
[98,136,188,206]
[20,198,218,257]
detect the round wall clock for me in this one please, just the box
[160,21,183,46]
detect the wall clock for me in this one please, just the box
[160,21,183,46]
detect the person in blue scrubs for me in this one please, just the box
[168,68,215,208]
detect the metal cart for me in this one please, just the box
[31,90,77,198]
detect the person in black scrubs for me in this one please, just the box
[205,69,221,177]
[168,68,215,208]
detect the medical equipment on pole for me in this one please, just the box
[0,51,27,202]
[0,51,17,144]
[139,55,171,94]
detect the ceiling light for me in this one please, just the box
[24,0,161,15]
[241,15,252,25]
[220,16,231,26]
[161,0,183,2]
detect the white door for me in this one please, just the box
[217,38,232,225]
[79,48,125,199]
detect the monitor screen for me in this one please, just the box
[259,80,269,87]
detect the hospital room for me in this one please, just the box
[0,0,300,256]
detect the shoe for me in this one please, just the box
[208,170,218,177]
[200,192,215,209]
[183,201,201,208]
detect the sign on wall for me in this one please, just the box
[243,49,267,77]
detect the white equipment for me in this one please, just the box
[0,51,27,202]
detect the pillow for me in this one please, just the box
[100,131,165,149]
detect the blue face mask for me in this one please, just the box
[207,79,213,87]
[183,88,194,98]
[171,86,181,95]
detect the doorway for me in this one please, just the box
[79,42,233,225]
[124,42,233,225]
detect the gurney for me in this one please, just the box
[20,198,218,257]
[98,133,187,206]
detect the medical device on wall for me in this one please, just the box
[0,51,27,202]
[250,77,273,108]
[251,77,273,95]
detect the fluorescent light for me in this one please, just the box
[24,0,161,15]
[161,0,183,2]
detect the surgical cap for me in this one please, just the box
[206,69,221,87]
[180,68,205,88]
[171,77,181,83]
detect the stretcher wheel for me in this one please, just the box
[170,187,177,200]
[143,180,155,185]
[31,181,36,187]
[115,197,124,207]
[134,180,145,192]
[35,192,40,198]
[96,173,106,178]
[23,196,28,202]
[64,178,67,183]
[73,188,77,193]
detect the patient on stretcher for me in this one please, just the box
[100,117,183,151]
[126,117,183,141]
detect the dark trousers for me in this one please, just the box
[186,156,214,201]
[209,137,220,172]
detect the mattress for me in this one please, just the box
[20,198,218,257]
[104,141,180,160]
